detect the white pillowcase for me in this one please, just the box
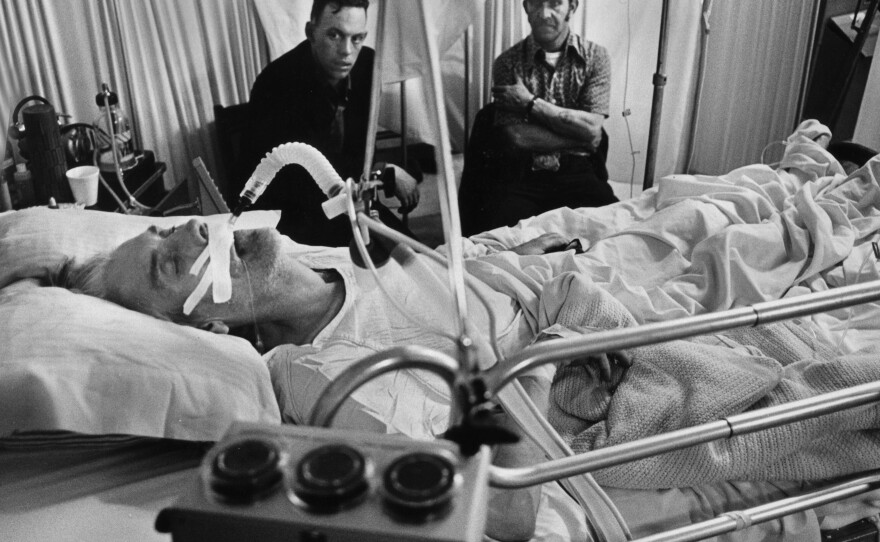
[0,208,283,441]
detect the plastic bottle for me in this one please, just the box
[94,85,136,173]
[12,163,35,207]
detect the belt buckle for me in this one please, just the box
[531,154,560,172]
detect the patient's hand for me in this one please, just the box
[509,233,570,255]
[390,164,420,213]
[566,350,632,382]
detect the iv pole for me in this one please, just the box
[642,0,671,190]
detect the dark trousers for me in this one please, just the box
[254,165,417,248]
[480,166,618,232]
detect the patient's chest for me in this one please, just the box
[318,247,529,363]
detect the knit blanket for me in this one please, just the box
[543,273,880,490]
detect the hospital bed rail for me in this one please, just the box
[308,278,880,541]
[488,379,880,490]
[629,470,880,542]
[483,278,880,395]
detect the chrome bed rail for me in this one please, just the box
[484,279,880,395]
[489,379,880,489]
[633,471,880,542]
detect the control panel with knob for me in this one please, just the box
[155,421,491,542]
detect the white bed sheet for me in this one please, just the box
[0,435,203,542]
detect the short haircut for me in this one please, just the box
[55,255,111,300]
[310,0,370,22]
[55,255,183,323]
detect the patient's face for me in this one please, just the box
[102,220,281,324]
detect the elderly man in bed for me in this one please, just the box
[57,219,626,541]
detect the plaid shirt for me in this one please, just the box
[492,32,610,170]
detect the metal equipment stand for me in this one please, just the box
[642,0,671,191]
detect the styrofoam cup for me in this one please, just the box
[66,165,100,206]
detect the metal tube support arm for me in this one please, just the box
[308,346,461,428]
[633,471,880,542]
[642,0,671,191]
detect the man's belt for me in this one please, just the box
[529,152,593,174]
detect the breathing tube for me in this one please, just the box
[229,142,347,226]
[183,143,347,316]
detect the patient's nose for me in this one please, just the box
[182,219,208,244]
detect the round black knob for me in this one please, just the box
[293,444,368,511]
[209,438,282,503]
[382,452,456,519]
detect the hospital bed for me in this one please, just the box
[3,118,880,541]
[4,0,880,536]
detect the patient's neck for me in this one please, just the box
[260,269,345,348]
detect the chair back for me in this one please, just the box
[213,103,252,203]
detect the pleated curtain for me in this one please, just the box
[0,0,267,190]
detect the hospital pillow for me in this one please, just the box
[0,208,283,441]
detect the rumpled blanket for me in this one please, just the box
[461,125,880,328]
[543,273,880,489]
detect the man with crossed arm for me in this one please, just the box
[486,0,617,230]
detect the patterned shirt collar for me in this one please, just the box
[524,31,586,65]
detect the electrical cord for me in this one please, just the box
[620,0,638,198]
[759,139,786,168]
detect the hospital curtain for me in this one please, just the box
[854,32,880,151]
[480,1,526,106]
[0,0,267,190]
[687,0,818,175]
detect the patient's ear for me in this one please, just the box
[305,21,314,42]
[200,321,230,335]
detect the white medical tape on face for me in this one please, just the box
[183,269,213,315]
[209,226,233,302]
[182,221,235,316]
[190,247,210,276]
